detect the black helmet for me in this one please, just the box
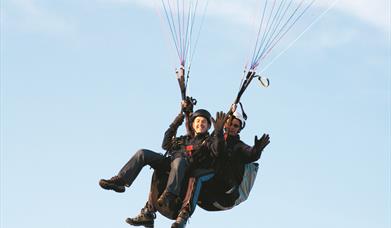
[190,109,211,125]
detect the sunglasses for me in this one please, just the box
[231,123,241,128]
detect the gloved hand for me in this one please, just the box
[230,103,237,114]
[170,113,185,129]
[253,134,270,153]
[211,111,228,135]
[181,97,194,114]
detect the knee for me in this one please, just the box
[134,149,148,159]
[171,157,187,171]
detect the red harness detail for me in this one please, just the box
[185,145,194,156]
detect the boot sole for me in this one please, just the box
[125,217,154,228]
[99,179,125,193]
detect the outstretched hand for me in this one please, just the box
[253,134,270,152]
[211,111,228,133]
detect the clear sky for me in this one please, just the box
[1,0,390,228]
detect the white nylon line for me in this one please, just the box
[259,0,341,74]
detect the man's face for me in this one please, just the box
[224,118,241,136]
[192,116,210,134]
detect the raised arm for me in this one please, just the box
[239,134,270,163]
[161,113,185,150]
[208,111,228,158]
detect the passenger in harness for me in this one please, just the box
[155,109,226,209]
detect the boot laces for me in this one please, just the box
[138,208,156,220]
[108,176,125,185]
[179,207,190,219]
[110,176,122,182]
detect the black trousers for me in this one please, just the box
[118,149,188,196]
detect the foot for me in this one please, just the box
[125,209,156,228]
[171,209,189,228]
[99,176,126,193]
[171,216,188,228]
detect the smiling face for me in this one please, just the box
[192,116,210,135]
[224,118,242,136]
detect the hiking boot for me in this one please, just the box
[157,191,176,208]
[125,208,156,228]
[171,209,189,228]
[99,176,126,193]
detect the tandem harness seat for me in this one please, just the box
[149,162,259,220]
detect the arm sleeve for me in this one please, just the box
[237,142,261,163]
[161,113,184,150]
[207,129,226,158]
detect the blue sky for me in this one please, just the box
[1,0,390,228]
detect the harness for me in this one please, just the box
[168,133,209,152]
[182,138,208,157]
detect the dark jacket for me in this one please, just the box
[161,114,224,169]
[214,134,261,191]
